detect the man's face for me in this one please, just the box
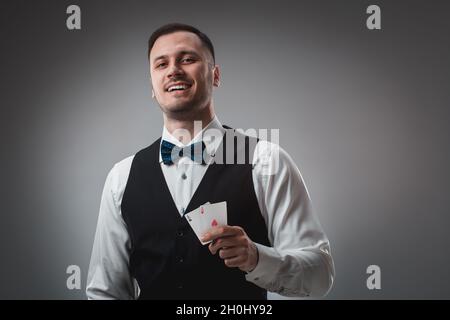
[149,31,219,116]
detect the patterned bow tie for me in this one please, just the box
[160,139,207,165]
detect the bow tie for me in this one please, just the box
[160,139,207,165]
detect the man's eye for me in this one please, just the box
[181,58,195,63]
[155,62,166,69]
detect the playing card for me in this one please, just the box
[184,206,207,243]
[185,201,227,245]
[202,201,227,228]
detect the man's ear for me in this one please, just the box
[149,74,155,99]
[213,65,221,87]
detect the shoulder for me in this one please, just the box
[111,155,135,180]
[105,155,135,204]
[254,140,296,174]
[107,138,161,186]
[253,141,312,199]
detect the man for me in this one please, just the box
[86,23,334,300]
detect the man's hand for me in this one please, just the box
[201,226,259,272]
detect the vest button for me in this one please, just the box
[177,284,183,289]
[178,257,184,263]
[177,230,184,237]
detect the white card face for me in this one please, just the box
[185,201,227,245]
[202,201,227,228]
[184,206,207,244]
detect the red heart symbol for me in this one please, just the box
[211,219,218,227]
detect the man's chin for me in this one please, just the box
[161,103,195,114]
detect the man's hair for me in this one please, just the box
[148,23,215,63]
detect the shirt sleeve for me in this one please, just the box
[246,141,335,298]
[86,157,139,300]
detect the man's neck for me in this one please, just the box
[163,108,215,144]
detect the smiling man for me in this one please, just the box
[86,23,335,300]
[150,30,217,125]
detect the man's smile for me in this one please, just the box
[165,82,192,92]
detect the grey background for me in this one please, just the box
[1,0,449,299]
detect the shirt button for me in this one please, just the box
[181,173,187,180]
[180,207,185,215]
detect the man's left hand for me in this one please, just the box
[201,226,259,272]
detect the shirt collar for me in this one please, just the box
[159,115,226,163]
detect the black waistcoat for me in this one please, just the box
[121,128,270,300]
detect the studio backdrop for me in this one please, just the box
[1,0,449,299]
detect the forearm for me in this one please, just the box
[246,242,334,297]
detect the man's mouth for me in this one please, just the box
[166,83,192,92]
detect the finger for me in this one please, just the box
[203,226,238,242]
[219,247,243,259]
[209,237,241,254]
[202,225,241,242]
[224,256,246,268]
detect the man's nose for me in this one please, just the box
[167,63,185,78]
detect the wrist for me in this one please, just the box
[247,242,259,272]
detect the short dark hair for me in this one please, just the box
[148,23,215,63]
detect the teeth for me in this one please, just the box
[168,84,189,92]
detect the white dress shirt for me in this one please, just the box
[86,116,335,299]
